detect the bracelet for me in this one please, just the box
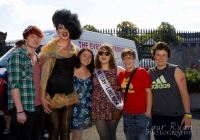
[184,112,191,114]
[184,114,192,119]
[16,110,24,115]
[146,112,151,114]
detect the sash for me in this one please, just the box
[95,69,123,110]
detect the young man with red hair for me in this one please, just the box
[7,25,45,140]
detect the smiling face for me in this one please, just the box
[25,34,42,50]
[56,24,70,40]
[79,50,93,67]
[98,48,111,65]
[122,55,135,71]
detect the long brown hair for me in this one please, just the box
[95,43,117,70]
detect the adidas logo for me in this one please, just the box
[152,75,171,89]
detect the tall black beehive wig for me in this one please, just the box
[52,9,83,39]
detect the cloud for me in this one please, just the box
[0,0,12,6]
[1,0,58,27]
[0,0,59,40]
[163,0,200,10]
[11,1,57,21]
[80,15,126,29]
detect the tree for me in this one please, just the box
[157,21,176,31]
[116,21,138,40]
[83,24,97,32]
[155,22,183,43]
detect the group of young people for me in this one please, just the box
[4,8,192,140]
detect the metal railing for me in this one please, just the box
[97,28,200,44]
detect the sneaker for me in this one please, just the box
[3,128,11,134]
[43,133,49,138]
[43,130,49,138]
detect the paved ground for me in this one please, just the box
[0,109,200,140]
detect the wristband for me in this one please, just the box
[184,114,192,119]
[184,112,191,114]
[16,110,24,115]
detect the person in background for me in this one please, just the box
[39,9,82,140]
[7,25,45,140]
[0,39,24,135]
[149,42,192,140]
[70,48,95,140]
[91,43,124,140]
[12,39,24,52]
[118,48,152,140]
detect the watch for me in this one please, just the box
[184,114,192,119]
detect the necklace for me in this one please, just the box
[154,66,167,77]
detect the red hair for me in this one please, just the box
[22,25,43,39]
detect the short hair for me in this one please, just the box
[22,26,43,39]
[95,43,117,69]
[52,9,82,40]
[75,48,95,73]
[151,41,171,58]
[15,39,24,47]
[121,48,136,59]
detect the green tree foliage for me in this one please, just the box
[83,24,97,32]
[116,21,138,41]
[184,68,200,93]
[154,22,183,43]
[158,21,176,31]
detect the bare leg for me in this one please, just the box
[71,130,83,140]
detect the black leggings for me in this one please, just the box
[48,105,73,140]
[95,119,120,140]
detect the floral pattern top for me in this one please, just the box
[91,67,119,121]
[70,75,93,130]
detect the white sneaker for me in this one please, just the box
[3,128,11,134]
[43,131,49,138]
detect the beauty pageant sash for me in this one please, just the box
[95,69,123,110]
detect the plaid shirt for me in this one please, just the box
[7,46,38,112]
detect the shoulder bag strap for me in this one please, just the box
[124,67,139,103]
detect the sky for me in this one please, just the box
[0,0,200,41]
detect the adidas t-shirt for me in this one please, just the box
[149,63,184,116]
[118,67,151,114]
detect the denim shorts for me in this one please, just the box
[123,112,152,140]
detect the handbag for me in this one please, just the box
[112,67,139,120]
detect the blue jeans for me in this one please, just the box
[12,105,45,140]
[123,112,152,140]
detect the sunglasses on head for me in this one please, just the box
[98,52,110,56]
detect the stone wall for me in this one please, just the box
[168,43,200,71]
